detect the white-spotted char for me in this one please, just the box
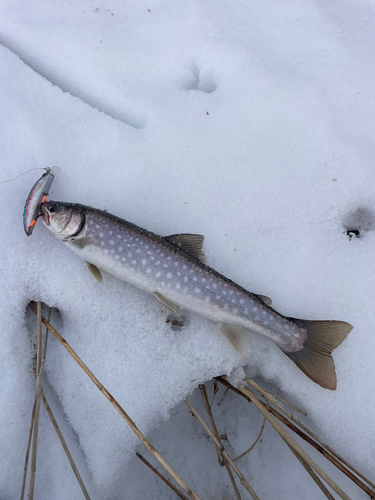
[40,201,352,390]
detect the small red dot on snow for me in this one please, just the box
[148,9,151,11]
[206,112,209,115]
[332,178,337,182]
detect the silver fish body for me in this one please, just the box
[40,201,352,390]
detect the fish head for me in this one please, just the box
[41,202,85,240]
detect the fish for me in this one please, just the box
[40,201,352,390]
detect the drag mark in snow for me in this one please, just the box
[0,39,147,130]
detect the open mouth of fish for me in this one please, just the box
[40,205,50,225]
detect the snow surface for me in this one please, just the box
[1,1,374,498]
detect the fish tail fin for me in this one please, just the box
[283,320,352,390]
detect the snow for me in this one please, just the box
[0,1,374,498]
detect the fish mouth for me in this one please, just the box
[40,204,50,226]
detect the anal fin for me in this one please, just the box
[153,292,181,315]
[216,323,250,355]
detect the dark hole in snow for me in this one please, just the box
[343,207,375,240]
[166,314,187,331]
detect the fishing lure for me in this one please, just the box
[23,167,56,236]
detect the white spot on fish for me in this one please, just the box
[119,246,123,251]
[111,249,115,254]
[132,260,137,264]
[184,277,188,283]
[229,290,234,295]
[156,271,162,278]
[100,242,105,246]
[224,304,228,310]
[99,232,104,238]
[240,299,244,304]
[115,255,120,259]
[122,257,126,261]
[183,265,187,270]
[174,262,179,266]
[194,287,201,294]
[104,249,109,254]
[110,240,115,245]
[177,272,181,276]
[155,261,161,266]
[201,278,206,283]
[205,296,211,303]
[128,252,133,258]
[233,308,238,314]
[146,268,152,273]
[166,272,172,279]
[175,283,181,289]
[193,276,198,282]
[253,307,258,312]
[163,264,168,269]
[142,259,147,265]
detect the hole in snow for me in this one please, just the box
[166,314,188,331]
[342,207,375,239]
[181,65,217,93]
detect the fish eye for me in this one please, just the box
[48,203,60,213]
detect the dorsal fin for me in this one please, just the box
[164,234,206,263]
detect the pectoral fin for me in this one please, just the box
[216,323,250,355]
[164,234,207,263]
[86,262,103,283]
[66,236,96,249]
[153,292,181,315]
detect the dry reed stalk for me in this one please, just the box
[136,452,189,500]
[216,376,375,499]
[30,361,91,500]
[28,301,42,500]
[39,383,91,500]
[28,302,201,500]
[233,415,266,462]
[239,385,351,500]
[185,398,259,500]
[216,378,351,500]
[255,382,307,416]
[200,385,241,500]
[245,377,375,491]
[20,307,51,500]
[20,393,37,500]
[285,443,336,500]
